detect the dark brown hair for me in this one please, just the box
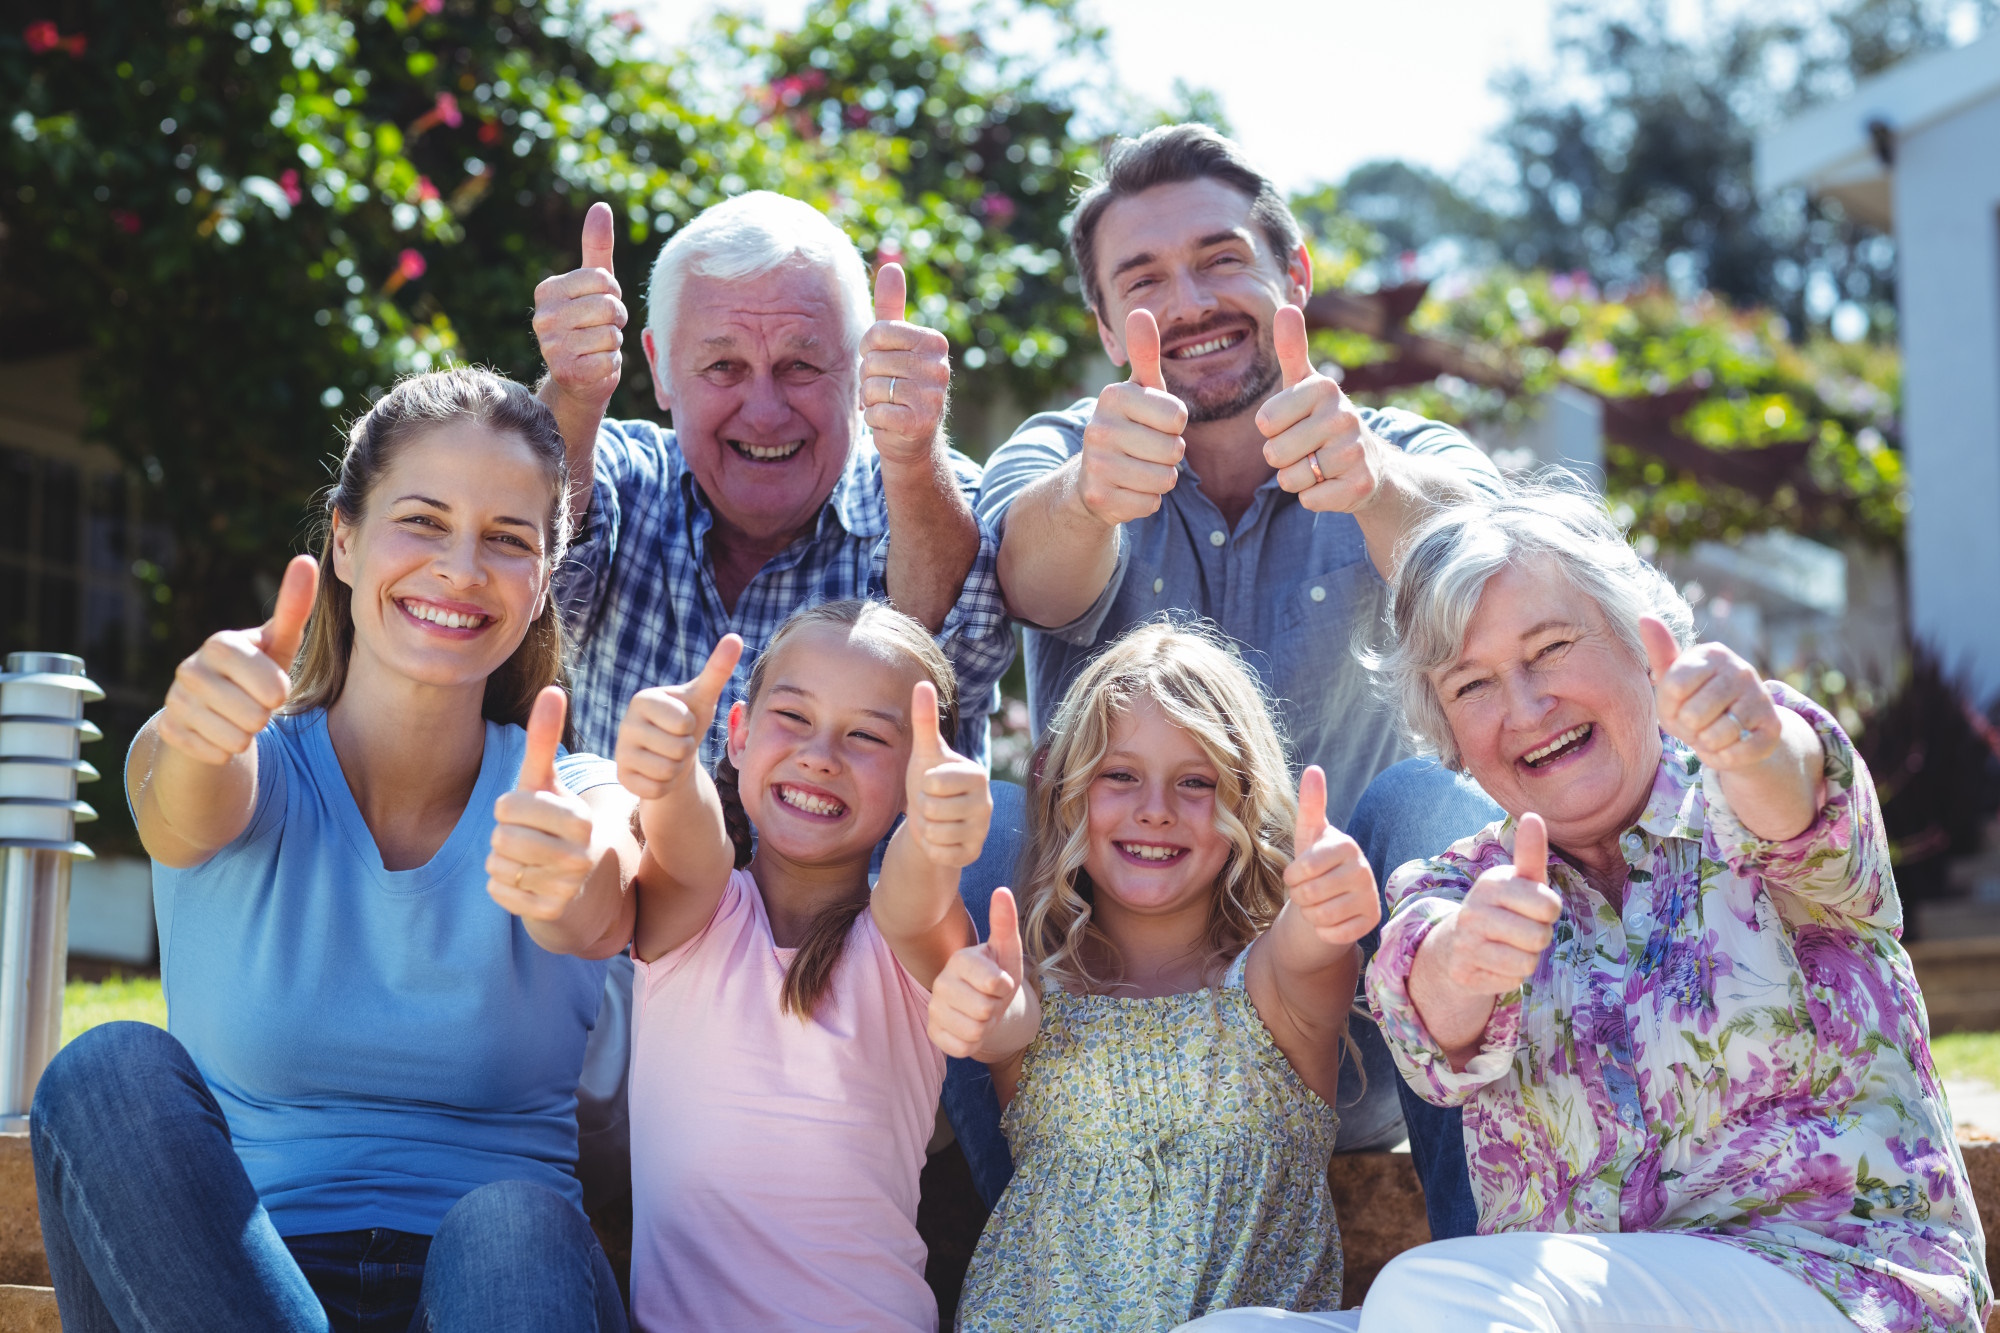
[714,599,959,1020]
[1068,123,1304,315]
[286,366,573,728]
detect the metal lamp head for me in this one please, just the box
[0,651,104,857]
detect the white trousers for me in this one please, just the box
[1173,1233,1858,1333]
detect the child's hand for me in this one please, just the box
[928,887,1026,1058]
[615,635,742,799]
[1284,765,1380,947]
[157,554,316,764]
[489,686,599,921]
[903,680,991,869]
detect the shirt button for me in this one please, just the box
[1310,585,1327,602]
[1209,529,1226,547]
[1153,578,1164,594]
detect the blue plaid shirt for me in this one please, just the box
[554,418,1014,767]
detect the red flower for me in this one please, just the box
[23,20,59,52]
[607,8,643,34]
[278,169,302,205]
[979,192,1016,226]
[59,31,84,55]
[110,210,140,235]
[433,92,461,128]
[478,121,500,145]
[397,249,427,281]
[416,176,439,203]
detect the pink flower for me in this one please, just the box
[278,169,302,205]
[980,192,1016,225]
[59,30,83,54]
[417,0,443,13]
[397,249,427,281]
[110,210,140,235]
[23,20,59,52]
[416,176,439,203]
[607,8,643,34]
[433,92,461,128]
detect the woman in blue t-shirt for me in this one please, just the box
[32,368,638,1333]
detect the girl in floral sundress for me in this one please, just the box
[930,622,1379,1332]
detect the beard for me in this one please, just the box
[1158,318,1284,424]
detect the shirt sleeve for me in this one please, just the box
[974,399,1133,647]
[1701,680,1899,932]
[554,418,668,643]
[1362,406,1505,497]
[554,750,621,796]
[928,448,1017,727]
[1365,842,1526,1107]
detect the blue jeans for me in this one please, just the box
[32,1022,627,1333]
[1346,756,1502,1242]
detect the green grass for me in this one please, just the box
[60,974,166,1048]
[1935,1033,2000,1089]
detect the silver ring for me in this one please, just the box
[1307,450,1326,485]
[1725,708,1753,744]
[887,376,899,405]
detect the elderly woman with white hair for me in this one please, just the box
[1341,484,1989,1333]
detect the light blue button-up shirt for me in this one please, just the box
[976,399,1502,825]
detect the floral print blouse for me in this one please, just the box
[1367,683,1992,1333]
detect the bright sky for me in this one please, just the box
[621,0,1561,190]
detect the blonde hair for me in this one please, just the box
[713,599,959,1019]
[1022,621,1295,996]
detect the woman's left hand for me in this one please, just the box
[1639,616,1783,772]
[488,687,600,921]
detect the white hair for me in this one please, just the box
[1375,472,1696,771]
[645,191,874,365]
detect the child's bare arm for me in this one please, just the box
[874,681,982,988]
[1246,765,1379,1107]
[618,637,743,962]
[927,887,1040,1106]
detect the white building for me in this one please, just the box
[1758,30,2000,697]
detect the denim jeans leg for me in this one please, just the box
[413,1180,627,1333]
[31,1021,329,1333]
[1347,757,1503,1242]
[940,777,1025,1207]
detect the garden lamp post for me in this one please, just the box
[0,652,102,1131]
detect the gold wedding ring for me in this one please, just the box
[1307,449,1327,485]
[512,866,526,890]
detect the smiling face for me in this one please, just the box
[1430,557,1664,858]
[725,621,929,869]
[1091,177,1309,425]
[1079,695,1235,923]
[644,264,860,546]
[330,420,556,693]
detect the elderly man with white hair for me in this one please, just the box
[529,194,1017,1212]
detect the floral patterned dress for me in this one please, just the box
[1367,683,1991,1333]
[956,951,1344,1331]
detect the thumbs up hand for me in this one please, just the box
[488,686,601,922]
[1075,309,1188,529]
[860,262,952,468]
[1639,616,1781,773]
[532,201,626,417]
[1282,766,1381,947]
[158,554,317,765]
[902,680,992,870]
[615,635,743,800]
[928,887,1030,1059]
[1437,812,1563,996]
[1257,305,1383,514]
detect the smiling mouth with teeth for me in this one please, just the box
[730,439,805,462]
[1167,330,1246,360]
[1118,841,1187,863]
[775,783,846,818]
[399,599,491,631]
[1521,724,1592,767]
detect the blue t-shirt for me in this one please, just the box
[149,708,615,1237]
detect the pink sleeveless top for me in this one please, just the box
[628,868,944,1333]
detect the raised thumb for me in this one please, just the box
[258,554,319,668]
[1275,305,1314,388]
[1295,763,1328,855]
[680,634,743,722]
[1513,812,1549,884]
[580,201,615,272]
[1638,615,1681,687]
[988,886,1023,984]
[873,261,907,324]
[519,685,566,793]
[1125,308,1165,390]
[910,679,946,764]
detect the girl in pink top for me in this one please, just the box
[610,599,989,1333]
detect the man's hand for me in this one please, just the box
[861,262,951,467]
[488,687,600,922]
[1258,305,1386,513]
[614,635,743,800]
[1640,616,1784,773]
[1434,812,1562,995]
[532,201,626,421]
[1283,765,1380,946]
[157,555,316,765]
[1074,309,1187,528]
[927,886,1028,1059]
[902,680,991,869]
